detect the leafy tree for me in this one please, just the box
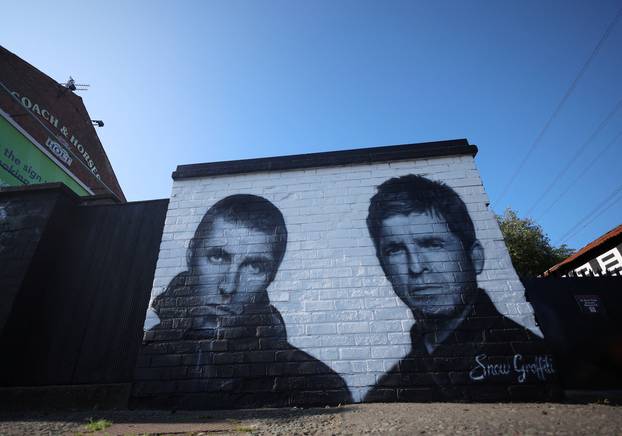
[496,208,574,277]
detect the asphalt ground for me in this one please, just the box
[1,402,621,435]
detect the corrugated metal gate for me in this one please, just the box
[0,186,168,386]
[525,277,622,390]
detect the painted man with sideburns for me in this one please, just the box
[140,194,351,409]
[364,175,556,402]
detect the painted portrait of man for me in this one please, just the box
[364,174,555,402]
[141,194,351,408]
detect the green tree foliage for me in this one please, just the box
[496,208,574,277]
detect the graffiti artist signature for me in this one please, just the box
[469,354,555,383]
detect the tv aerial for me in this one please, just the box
[63,76,90,92]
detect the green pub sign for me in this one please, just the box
[0,114,89,196]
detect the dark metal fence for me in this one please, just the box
[0,185,168,386]
[524,277,622,390]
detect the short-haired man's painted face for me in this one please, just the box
[377,210,483,322]
[190,217,277,330]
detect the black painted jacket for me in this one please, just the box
[364,289,559,403]
[136,272,352,409]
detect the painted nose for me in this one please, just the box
[218,267,239,295]
[408,251,427,275]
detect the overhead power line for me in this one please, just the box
[556,182,622,245]
[565,194,622,244]
[526,96,622,216]
[494,5,622,206]
[537,127,622,220]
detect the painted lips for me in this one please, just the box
[408,285,445,295]
[203,304,239,316]
[191,305,240,330]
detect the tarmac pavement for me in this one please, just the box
[1,402,621,435]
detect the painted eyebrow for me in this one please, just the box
[381,240,404,246]
[380,241,407,252]
[242,254,273,264]
[413,236,447,247]
[417,236,445,242]
[204,247,231,258]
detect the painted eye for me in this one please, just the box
[244,261,268,275]
[421,238,444,249]
[383,243,406,256]
[206,248,229,264]
[207,254,224,263]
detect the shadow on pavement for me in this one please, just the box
[0,404,352,424]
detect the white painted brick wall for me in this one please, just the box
[147,154,541,401]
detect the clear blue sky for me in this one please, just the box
[3,0,621,251]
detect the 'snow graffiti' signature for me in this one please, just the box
[469,354,555,383]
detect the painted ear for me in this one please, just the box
[469,240,485,275]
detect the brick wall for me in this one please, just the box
[133,153,557,408]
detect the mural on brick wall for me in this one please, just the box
[143,194,352,407]
[363,175,553,401]
[135,153,557,408]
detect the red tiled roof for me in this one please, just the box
[543,223,622,276]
